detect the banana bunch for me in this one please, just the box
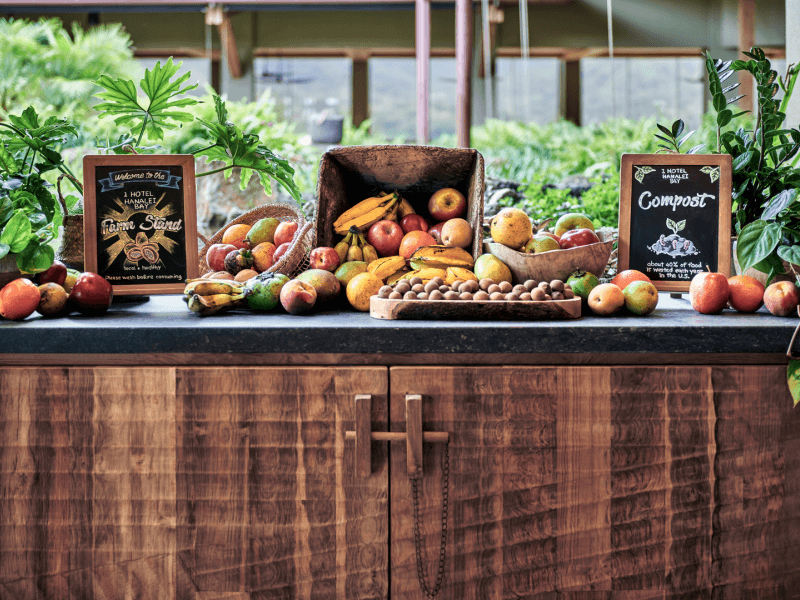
[183,280,248,316]
[333,192,400,235]
[408,245,475,270]
[335,227,379,265]
[368,255,408,283]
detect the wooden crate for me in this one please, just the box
[315,145,485,261]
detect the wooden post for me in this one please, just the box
[738,0,755,113]
[416,0,431,144]
[456,0,473,147]
[351,51,369,129]
[562,58,581,125]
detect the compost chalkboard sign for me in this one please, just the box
[619,154,732,292]
[83,155,198,295]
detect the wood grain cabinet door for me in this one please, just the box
[388,366,800,599]
[176,366,389,600]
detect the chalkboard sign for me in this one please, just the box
[618,154,732,292]
[83,155,198,295]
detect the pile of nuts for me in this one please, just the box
[377,277,575,302]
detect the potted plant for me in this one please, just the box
[0,106,83,284]
[662,48,800,285]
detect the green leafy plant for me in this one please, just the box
[0,106,81,272]
[93,60,302,202]
[653,119,703,154]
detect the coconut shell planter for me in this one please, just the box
[484,230,616,284]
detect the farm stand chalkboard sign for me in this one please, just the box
[619,154,732,292]
[83,155,198,295]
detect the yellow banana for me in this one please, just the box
[346,234,363,262]
[359,234,379,265]
[368,255,407,280]
[188,294,239,316]
[188,281,244,296]
[408,245,474,269]
[397,197,416,218]
[402,267,448,281]
[384,201,399,222]
[333,192,400,235]
[445,267,478,285]
[334,231,353,264]
[332,192,398,232]
[386,267,410,285]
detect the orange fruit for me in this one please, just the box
[0,278,41,320]
[222,223,252,249]
[728,275,765,313]
[399,231,436,259]
[251,242,277,272]
[346,272,384,311]
[611,269,652,291]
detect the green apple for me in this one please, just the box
[554,212,594,238]
[566,270,599,303]
[523,234,561,254]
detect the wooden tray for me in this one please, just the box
[370,296,582,320]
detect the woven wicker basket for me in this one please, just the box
[198,204,314,278]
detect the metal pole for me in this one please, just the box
[456,0,472,147]
[481,0,494,121]
[519,0,530,123]
[416,0,431,144]
[607,0,615,118]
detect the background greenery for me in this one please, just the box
[2,16,752,230]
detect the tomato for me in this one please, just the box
[0,278,41,320]
[206,243,238,272]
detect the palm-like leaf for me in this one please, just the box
[94,57,199,143]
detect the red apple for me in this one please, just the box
[689,271,730,314]
[428,188,467,222]
[400,214,429,235]
[68,272,113,315]
[538,231,561,245]
[309,247,341,272]
[367,220,404,257]
[273,242,292,263]
[206,243,238,272]
[559,228,600,249]
[36,260,68,286]
[274,221,298,247]
[428,222,447,244]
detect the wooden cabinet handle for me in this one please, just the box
[345,393,449,478]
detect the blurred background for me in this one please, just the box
[0,0,789,232]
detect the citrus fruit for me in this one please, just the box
[727,275,765,313]
[346,272,383,311]
[611,269,651,291]
[0,278,41,320]
[399,231,436,259]
[222,223,252,249]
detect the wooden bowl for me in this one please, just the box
[484,234,616,283]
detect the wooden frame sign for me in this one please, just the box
[618,154,732,292]
[83,155,198,295]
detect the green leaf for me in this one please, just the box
[732,151,755,172]
[0,243,8,260]
[0,196,13,226]
[713,94,726,112]
[657,123,672,136]
[717,109,733,127]
[0,209,33,253]
[676,220,686,232]
[778,244,800,266]
[731,59,748,70]
[94,57,199,144]
[0,142,18,175]
[687,144,706,154]
[15,239,53,274]
[787,360,800,407]
[737,219,782,274]
[671,119,684,138]
[761,189,798,220]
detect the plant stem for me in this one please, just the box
[27,151,36,176]
[196,165,231,177]
[58,165,83,194]
[136,112,150,147]
[190,144,217,156]
[21,147,30,171]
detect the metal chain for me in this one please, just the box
[411,443,450,598]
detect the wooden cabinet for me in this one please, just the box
[2,364,799,599]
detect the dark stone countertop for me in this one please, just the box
[1,293,797,356]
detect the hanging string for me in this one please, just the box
[519,0,530,123]
[481,0,494,120]
[607,0,616,118]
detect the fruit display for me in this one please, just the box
[485,209,615,284]
[376,276,575,302]
[184,279,247,316]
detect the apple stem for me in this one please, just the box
[706,265,712,273]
